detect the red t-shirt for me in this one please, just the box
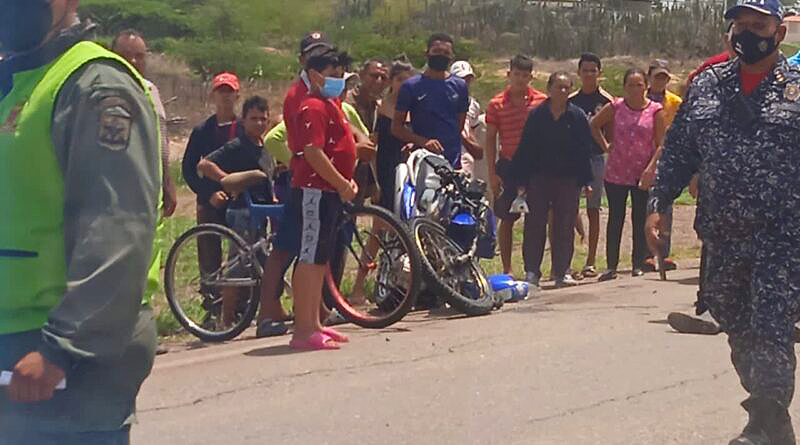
[687,52,730,84]
[283,77,310,153]
[740,68,769,96]
[290,96,357,191]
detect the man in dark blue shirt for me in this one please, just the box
[392,33,470,168]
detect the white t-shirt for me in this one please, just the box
[144,79,170,160]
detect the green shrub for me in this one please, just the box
[79,0,195,39]
[160,38,297,81]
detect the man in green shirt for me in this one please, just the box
[0,0,161,442]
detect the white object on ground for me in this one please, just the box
[510,192,529,214]
[0,371,66,389]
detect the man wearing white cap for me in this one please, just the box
[450,60,484,176]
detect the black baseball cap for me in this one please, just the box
[724,0,785,20]
[299,31,331,55]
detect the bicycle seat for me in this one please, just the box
[249,202,284,223]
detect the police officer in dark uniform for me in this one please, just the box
[648,1,800,443]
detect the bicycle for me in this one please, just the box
[164,175,422,342]
[394,150,498,315]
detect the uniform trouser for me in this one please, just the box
[196,202,227,277]
[702,235,800,408]
[695,243,709,315]
[0,307,157,444]
[604,181,648,271]
[522,176,581,279]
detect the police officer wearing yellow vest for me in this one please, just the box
[0,0,161,443]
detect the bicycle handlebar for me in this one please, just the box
[421,157,483,211]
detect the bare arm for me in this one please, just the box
[590,104,614,153]
[639,109,667,190]
[391,109,425,147]
[646,109,667,172]
[485,122,500,195]
[197,158,228,183]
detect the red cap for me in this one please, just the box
[212,72,240,92]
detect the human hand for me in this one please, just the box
[639,169,656,191]
[162,178,177,217]
[338,178,358,202]
[356,139,377,162]
[583,186,593,198]
[209,191,229,209]
[6,352,65,403]
[422,139,444,154]
[645,213,665,255]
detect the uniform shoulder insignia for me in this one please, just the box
[784,83,800,102]
[97,96,134,151]
[0,102,23,134]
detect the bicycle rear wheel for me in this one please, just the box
[410,218,494,316]
[324,204,422,328]
[164,224,260,342]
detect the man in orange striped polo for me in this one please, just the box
[486,55,546,277]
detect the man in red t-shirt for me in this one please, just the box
[485,54,547,277]
[270,47,357,350]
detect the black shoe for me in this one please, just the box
[631,268,644,277]
[598,269,617,282]
[255,319,289,338]
[667,312,722,335]
[730,431,770,445]
[733,398,797,445]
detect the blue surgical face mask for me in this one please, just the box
[320,76,345,98]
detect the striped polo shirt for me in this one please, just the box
[485,86,547,161]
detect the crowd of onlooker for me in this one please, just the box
[110,27,707,347]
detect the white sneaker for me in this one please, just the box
[555,274,579,288]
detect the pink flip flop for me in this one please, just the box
[289,332,340,351]
[321,327,349,343]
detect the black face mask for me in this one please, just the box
[731,29,778,65]
[0,0,53,53]
[427,54,451,72]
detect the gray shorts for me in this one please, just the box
[585,154,606,209]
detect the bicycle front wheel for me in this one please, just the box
[164,223,260,342]
[325,204,422,328]
[410,218,494,316]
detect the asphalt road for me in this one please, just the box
[133,267,798,444]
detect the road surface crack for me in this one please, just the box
[527,369,733,423]
[141,336,489,413]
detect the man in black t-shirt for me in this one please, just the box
[568,53,613,279]
[197,96,273,327]
[182,73,244,286]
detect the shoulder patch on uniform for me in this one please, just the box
[98,96,133,151]
[785,83,800,102]
[0,102,24,134]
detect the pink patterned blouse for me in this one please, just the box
[604,98,663,186]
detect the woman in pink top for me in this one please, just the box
[590,68,666,281]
